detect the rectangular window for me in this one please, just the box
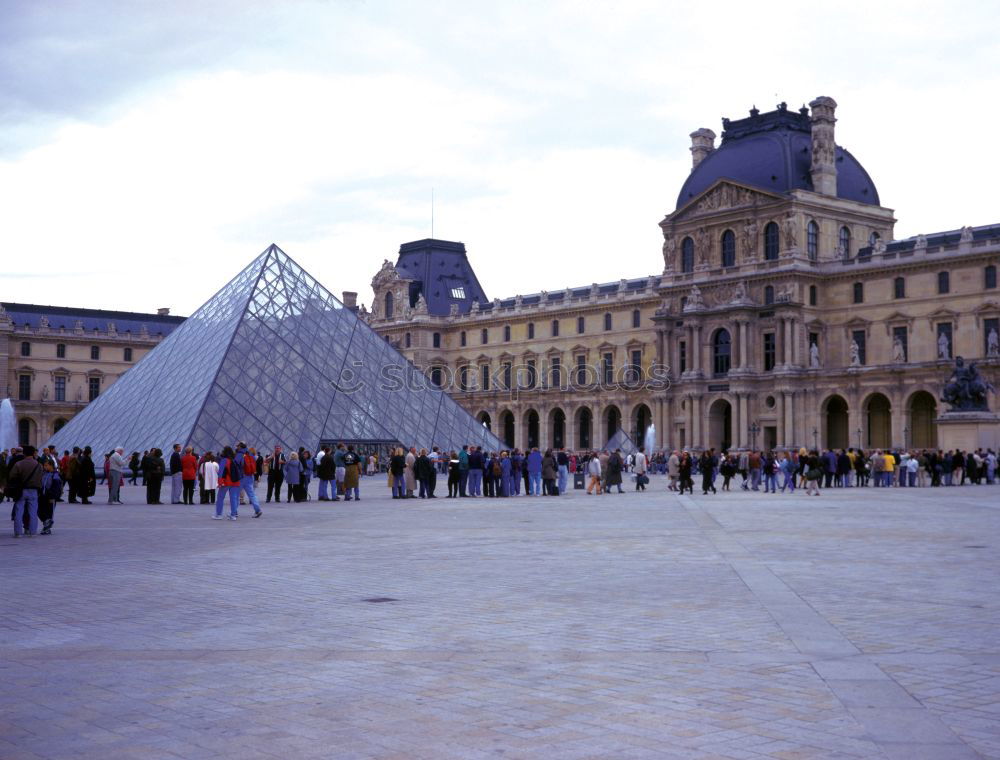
[986,265,997,290]
[630,349,642,383]
[551,357,562,389]
[853,282,864,304]
[527,323,535,340]
[90,345,100,360]
[481,328,488,345]
[480,364,490,392]
[575,354,586,386]
[551,320,559,337]
[525,359,537,389]
[679,340,687,374]
[809,285,817,306]
[124,347,133,362]
[938,271,950,294]
[504,325,511,342]
[56,343,66,359]
[55,376,66,402]
[852,330,867,365]
[892,326,908,362]
[602,353,613,384]
[459,366,469,392]
[763,333,776,372]
[893,277,905,299]
[502,362,512,390]
[20,341,30,357]
[936,323,953,359]
[88,377,101,401]
[18,374,31,401]
[632,310,641,328]
[450,286,466,299]
[984,318,999,357]
[577,316,585,334]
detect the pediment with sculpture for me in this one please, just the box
[670,180,785,221]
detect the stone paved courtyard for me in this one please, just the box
[2,477,999,759]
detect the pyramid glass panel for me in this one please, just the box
[48,244,502,456]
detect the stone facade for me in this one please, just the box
[1,304,182,448]
[368,98,1000,453]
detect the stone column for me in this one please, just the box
[564,408,576,453]
[740,320,750,369]
[512,406,524,452]
[738,394,749,448]
[693,324,702,374]
[809,96,838,196]
[784,318,793,366]
[783,392,794,449]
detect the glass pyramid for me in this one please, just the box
[604,428,637,456]
[48,245,502,456]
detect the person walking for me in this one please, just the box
[108,447,127,504]
[678,452,694,495]
[606,450,625,494]
[9,445,43,537]
[634,447,648,491]
[213,446,241,520]
[667,450,680,492]
[235,442,262,517]
[586,453,603,494]
[804,451,823,496]
[699,450,717,495]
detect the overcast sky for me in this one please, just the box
[2,0,999,316]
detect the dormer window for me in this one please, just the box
[450,286,466,299]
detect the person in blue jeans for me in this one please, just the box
[467,446,484,496]
[779,453,796,493]
[9,445,43,537]
[235,443,262,517]
[763,452,778,493]
[526,447,543,495]
[213,446,241,520]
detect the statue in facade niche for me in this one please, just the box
[783,212,798,249]
[809,341,821,368]
[988,327,999,357]
[938,331,951,359]
[892,336,906,363]
[741,218,758,261]
[695,227,709,265]
[684,285,705,310]
[849,339,861,366]
[941,357,995,411]
[730,280,752,305]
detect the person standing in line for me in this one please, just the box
[265,445,286,503]
[128,451,140,485]
[541,449,558,495]
[179,446,198,505]
[146,448,165,504]
[213,446,241,520]
[342,445,361,501]
[804,451,823,496]
[499,451,512,497]
[426,447,439,497]
[556,448,569,494]
[389,448,406,499]
[75,447,96,504]
[404,446,417,498]
[467,446,483,497]
[458,445,470,497]
[300,450,314,500]
[316,445,337,501]
[780,452,796,493]
[234,442,263,517]
[446,451,461,497]
[333,443,347,498]
[283,452,303,503]
[747,450,762,491]
[9,445,43,537]
[526,447,543,496]
[108,447,127,505]
[168,444,183,504]
[667,450,680,492]
[38,458,63,535]
[763,451,778,493]
[200,453,218,504]
[415,448,432,498]
[634,447,648,491]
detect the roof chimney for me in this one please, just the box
[341,291,358,310]
[156,307,170,316]
[808,96,837,196]
[689,128,716,169]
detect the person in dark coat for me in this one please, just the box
[541,450,558,495]
[605,450,625,493]
[699,450,717,495]
[74,447,96,505]
[415,449,433,498]
[316,446,337,501]
[146,448,165,504]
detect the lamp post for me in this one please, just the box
[903,425,909,451]
[856,426,863,450]
[812,427,818,450]
[748,421,760,451]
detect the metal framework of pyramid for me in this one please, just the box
[604,428,637,456]
[48,245,502,456]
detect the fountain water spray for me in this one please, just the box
[644,422,656,455]
[0,399,17,451]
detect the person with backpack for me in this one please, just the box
[38,458,64,535]
[235,442,262,517]
[488,452,502,497]
[316,445,338,501]
[9,446,43,537]
[342,445,361,501]
[213,446,242,520]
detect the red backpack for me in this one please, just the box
[243,453,257,476]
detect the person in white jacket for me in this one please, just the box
[200,454,219,504]
[586,454,603,494]
[634,448,648,491]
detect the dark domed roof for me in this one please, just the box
[676,104,879,210]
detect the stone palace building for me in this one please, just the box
[367,97,1000,453]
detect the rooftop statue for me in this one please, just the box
[941,357,995,412]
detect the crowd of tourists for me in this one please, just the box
[2,438,996,537]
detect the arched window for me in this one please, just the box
[481,328,488,344]
[504,325,511,342]
[894,277,906,299]
[937,271,950,294]
[527,322,535,339]
[681,237,695,273]
[603,313,612,331]
[839,226,851,258]
[551,320,559,337]
[459,331,466,347]
[432,332,441,349]
[712,329,731,376]
[807,220,819,260]
[869,231,880,246]
[764,285,775,305]
[632,309,641,328]
[384,291,394,320]
[405,332,411,348]
[721,229,736,268]
[764,222,780,260]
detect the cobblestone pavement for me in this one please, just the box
[2,477,998,759]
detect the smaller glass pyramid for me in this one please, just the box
[604,428,636,456]
[48,245,502,456]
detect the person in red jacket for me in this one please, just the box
[213,446,241,520]
[180,446,199,505]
